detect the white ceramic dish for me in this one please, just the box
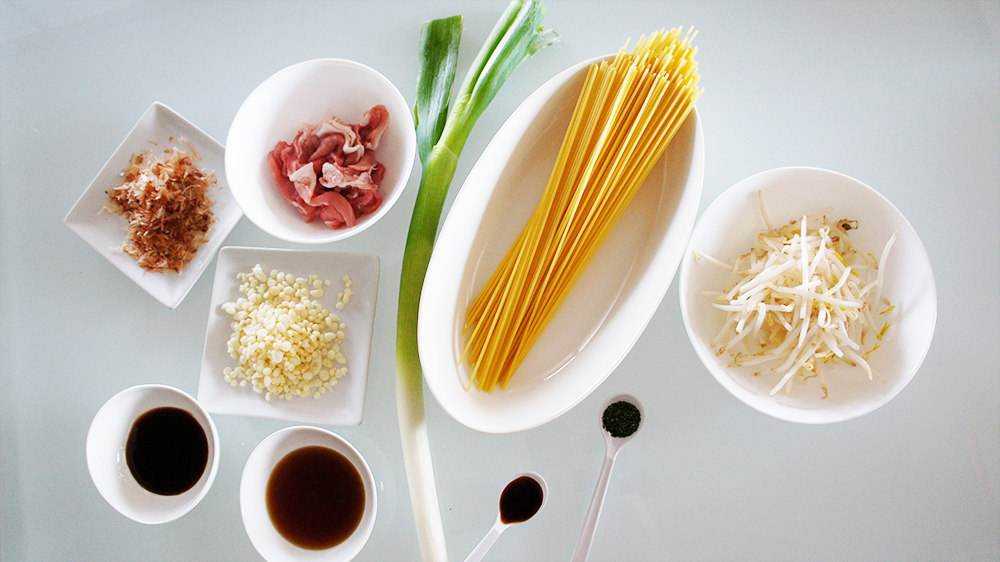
[679,167,937,423]
[197,246,379,425]
[86,384,220,524]
[63,101,242,309]
[240,426,377,562]
[225,58,416,244]
[418,55,705,434]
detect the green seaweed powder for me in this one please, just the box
[602,401,641,438]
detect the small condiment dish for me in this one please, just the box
[225,58,416,244]
[679,167,937,423]
[240,426,377,562]
[64,101,243,308]
[86,384,220,524]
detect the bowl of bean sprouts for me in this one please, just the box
[679,167,936,423]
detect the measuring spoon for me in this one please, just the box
[463,472,547,562]
[571,393,645,562]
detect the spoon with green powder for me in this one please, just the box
[571,393,644,562]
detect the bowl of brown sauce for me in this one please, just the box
[86,384,220,524]
[240,426,377,562]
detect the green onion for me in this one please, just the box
[397,3,557,560]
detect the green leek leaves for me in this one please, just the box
[414,15,461,166]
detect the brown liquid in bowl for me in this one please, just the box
[266,445,366,550]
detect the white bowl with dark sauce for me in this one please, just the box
[86,384,220,524]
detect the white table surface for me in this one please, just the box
[2,1,998,561]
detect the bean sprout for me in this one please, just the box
[697,191,898,397]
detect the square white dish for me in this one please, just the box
[198,246,379,426]
[63,101,243,309]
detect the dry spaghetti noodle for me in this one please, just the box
[462,28,703,392]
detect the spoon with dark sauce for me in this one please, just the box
[463,472,547,562]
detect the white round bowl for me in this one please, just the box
[240,426,377,562]
[86,384,220,524]
[226,58,416,244]
[679,167,937,423]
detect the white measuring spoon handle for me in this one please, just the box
[571,451,618,562]
[464,516,507,562]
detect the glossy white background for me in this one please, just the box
[1,1,997,561]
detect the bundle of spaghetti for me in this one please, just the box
[462,28,703,392]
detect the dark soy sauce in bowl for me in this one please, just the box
[266,445,366,550]
[126,406,209,496]
[499,475,544,524]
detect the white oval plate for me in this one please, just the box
[679,167,937,423]
[418,55,705,434]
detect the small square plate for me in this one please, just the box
[198,246,379,426]
[63,102,243,309]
